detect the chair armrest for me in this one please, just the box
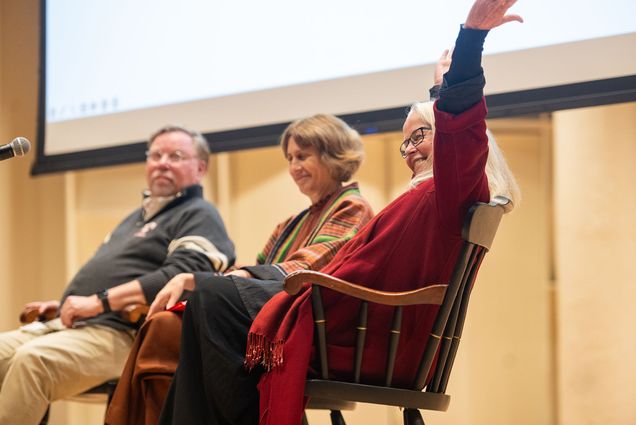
[121,304,149,324]
[284,270,447,306]
[19,305,58,324]
[19,303,149,325]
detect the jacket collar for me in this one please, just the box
[141,184,203,221]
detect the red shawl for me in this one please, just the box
[246,100,490,424]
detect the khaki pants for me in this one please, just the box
[0,319,134,425]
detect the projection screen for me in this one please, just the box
[33,0,636,174]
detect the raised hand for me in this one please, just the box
[434,48,453,86]
[465,0,523,30]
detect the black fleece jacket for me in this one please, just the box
[59,185,235,331]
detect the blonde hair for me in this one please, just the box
[407,101,521,210]
[280,114,364,182]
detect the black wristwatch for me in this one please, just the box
[96,289,111,313]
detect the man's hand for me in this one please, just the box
[465,0,523,30]
[147,273,195,319]
[24,300,60,315]
[60,295,102,327]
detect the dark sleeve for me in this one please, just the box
[429,84,441,101]
[242,264,286,281]
[138,202,236,303]
[437,26,489,114]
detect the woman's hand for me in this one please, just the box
[433,48,453,86]
[224,269,253,279]
[147,273,195,319]
[465,0,523,30]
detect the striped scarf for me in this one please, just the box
[255,183,371,275]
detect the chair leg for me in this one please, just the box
[39,406,50,425]
[403,408,424,425]
[330,410,347,425]
[107,381,117,405]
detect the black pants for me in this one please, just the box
[158,275,264,425]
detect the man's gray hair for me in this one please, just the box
[149,124,210,166]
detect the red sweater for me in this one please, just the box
[248,99,490,424]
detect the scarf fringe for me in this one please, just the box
[244,332,284,371]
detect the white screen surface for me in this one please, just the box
[44,0,636,155]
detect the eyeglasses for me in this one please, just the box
[399,126,432,158]
[145,150,194,164]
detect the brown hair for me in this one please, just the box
[280,114,364,181]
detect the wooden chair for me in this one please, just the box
[285,197,510,425]
[18,304,149,425]
[19,304,148,325]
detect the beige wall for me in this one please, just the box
[554,103,636,425]
[2,0,636,424]
[0,0,68,323]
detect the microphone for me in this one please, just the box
[0,137,31,161]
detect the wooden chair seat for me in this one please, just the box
[305,380,450,412]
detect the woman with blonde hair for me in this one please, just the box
[407,100,520,205]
